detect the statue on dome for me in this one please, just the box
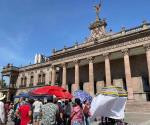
[94,1,101,19]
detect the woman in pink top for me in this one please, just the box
[71,98,84,125]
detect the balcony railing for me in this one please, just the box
[19,84,26,88]
[37,82,45,86]
[29,83,33,87]
[0,84,17,89]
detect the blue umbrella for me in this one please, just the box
[73,90,93,103]
[14,92,33,98]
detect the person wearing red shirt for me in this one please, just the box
[16,101,32,125]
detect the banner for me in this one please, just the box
[90,94,127,120]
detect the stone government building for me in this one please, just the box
[1,4,150,102]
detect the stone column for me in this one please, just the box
[75,60,79,86]
[45,70,49,85]
[103,53,111,86]
[62,63,67,89]
[49,68,52,85]
[122,49,134,99]
[72,60,80,93]
[7,90,10,101]
[34,70,38,86]
[144,44,150,86]
[9,73,13,88]
[88,57,94,96]
[27,75,30,87]
[51,65,56,85]
[0,74,3,88]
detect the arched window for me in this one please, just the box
[37,71,45,85]
[42,74,45,83]
[24,77,27,87]
[30,76,34,85]
[38,74,42,83]
[21,78,23,85]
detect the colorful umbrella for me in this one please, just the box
[55,91,73,99]
[14,92,33,98]
[30,85,66,95]
[30,85,73,99]
[73,90,93,103]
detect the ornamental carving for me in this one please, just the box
[87,57,95,63]
[52,36,150,65]
[143,44,150,51]
[73,59,80,64]
[103,53,110,59]
[51,65,55,69]
[61,63,67,67]
[121,48,129,56]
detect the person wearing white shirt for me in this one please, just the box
[0,92,6,125]
[32,98,43,125]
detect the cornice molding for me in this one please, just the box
[51,36,150,65]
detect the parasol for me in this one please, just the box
[14,92,33,98]
[73,90,93,103]
[30,85,73,99]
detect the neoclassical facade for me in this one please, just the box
[1,7,150,102]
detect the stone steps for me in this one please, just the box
[125,101,150,112]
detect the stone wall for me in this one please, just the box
[14,54,150,100]
[66,67,75,84]
[94,62,105,81]
[16,67,51,87]
[130,54,148,77]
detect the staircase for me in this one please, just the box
[125,101,150,113]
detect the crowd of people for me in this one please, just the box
[0,92,91,125]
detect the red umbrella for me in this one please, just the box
[30,85,73,99]
[30,85,66,95]
[56,91,73,99]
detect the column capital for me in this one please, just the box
[143,44,150,51]
[87,57,95,63]
[73,59,80,64]
[51,65,56,69]
[121,48,129,55]
[103,52,110,59]
[61,63,67,67]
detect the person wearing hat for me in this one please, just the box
[0,92,6,124]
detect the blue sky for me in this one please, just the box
[0,0,150,70]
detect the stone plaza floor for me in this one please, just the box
[124,112,150,125]
[91,112,150,125]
